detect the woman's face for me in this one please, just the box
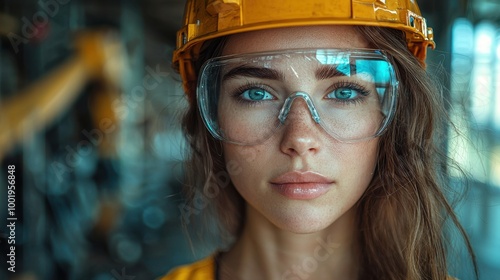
[221,26,380,233]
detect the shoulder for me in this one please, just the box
[158,255,215,280]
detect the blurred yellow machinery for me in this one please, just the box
[0,27,125,159]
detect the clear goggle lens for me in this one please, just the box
[197,49,398,145]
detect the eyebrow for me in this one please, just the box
[221,64,353,81]
[222,66,285,81]
[315,65,350,80]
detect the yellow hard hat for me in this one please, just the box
[173,0,435,99]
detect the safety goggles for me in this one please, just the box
[197,49,399,145]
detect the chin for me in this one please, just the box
[266,207,343,234]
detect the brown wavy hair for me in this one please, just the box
[179,26,478,279]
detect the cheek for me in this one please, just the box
[338,139,378,171]
[353,141,378,169]
[223,144,266,194]
[338,140,379,181]
[224,144,262,166]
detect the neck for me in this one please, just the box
[219,205,361,280]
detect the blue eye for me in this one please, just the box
[241,88,274,101]
[327,88,359,100]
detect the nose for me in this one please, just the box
[279,92,322,157]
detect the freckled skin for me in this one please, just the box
[222,26,379,234]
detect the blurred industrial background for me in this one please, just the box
[0,0,499,279]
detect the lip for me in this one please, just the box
[270,171,333,200]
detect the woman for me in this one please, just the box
[162,0,477,279]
